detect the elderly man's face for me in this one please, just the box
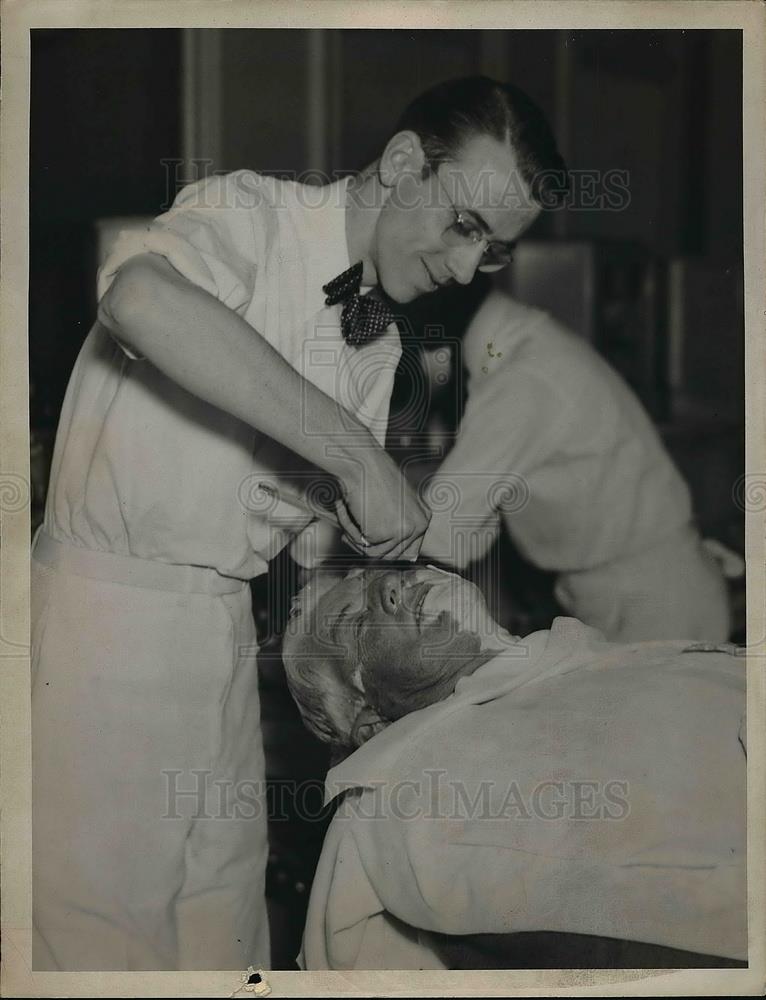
[284,566,505,746]
[296,565,494,647]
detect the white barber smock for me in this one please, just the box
[48,171,400,574]
[422,290,729,642]
[32,171,401,971]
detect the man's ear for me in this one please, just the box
[378,130,427,187]
[350,706,390,747]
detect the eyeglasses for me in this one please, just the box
[433,166,516,271]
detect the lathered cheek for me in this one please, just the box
[359,616,496,721]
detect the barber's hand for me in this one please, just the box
[333,451,430,561]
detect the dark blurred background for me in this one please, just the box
[30,28,744,968]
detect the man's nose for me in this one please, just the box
[445,243,485,285]
[379,572,404,615]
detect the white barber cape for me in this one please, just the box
[422,291,730,642]
[300,619,746,970]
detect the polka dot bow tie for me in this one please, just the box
[323,261,396,347]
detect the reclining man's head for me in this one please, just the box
[282,566,514,751]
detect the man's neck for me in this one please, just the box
[345,164,382,287]
[411,630,522,710]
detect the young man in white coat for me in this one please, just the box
[32,77,567,970]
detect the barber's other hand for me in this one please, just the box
[333,452,430,561]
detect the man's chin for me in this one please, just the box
[379,274,431,306]
[406,284,440,304]
[384,287,417,306]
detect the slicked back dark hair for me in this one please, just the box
[395,76,569,207]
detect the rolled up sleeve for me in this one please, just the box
[96,172,260,357]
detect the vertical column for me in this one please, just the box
[306,30,328,176]
[327,29,344,174]
[306,29,343,177]
[181,28,223,176]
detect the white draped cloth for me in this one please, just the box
[300,619,747,969]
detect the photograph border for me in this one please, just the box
[2,2,764,996]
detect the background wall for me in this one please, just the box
[208,28,742,258]
[30,28,743,421]
[30,29,181,428]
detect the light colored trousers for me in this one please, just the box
[31,530,270,971]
